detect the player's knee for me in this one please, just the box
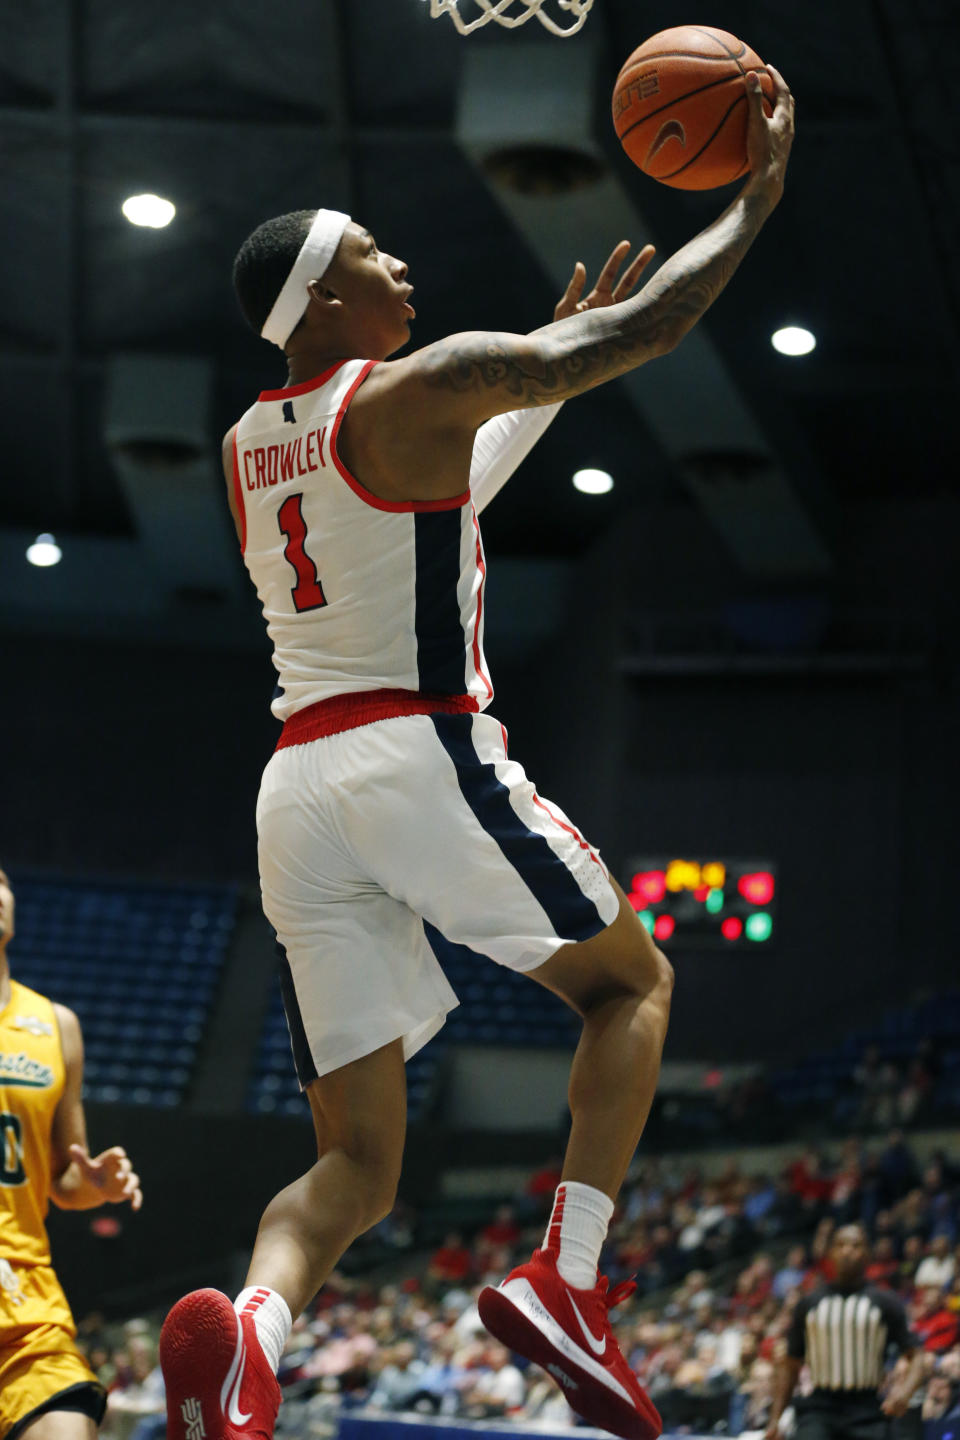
[362,1158,402,1230]
[652,946,675,1000]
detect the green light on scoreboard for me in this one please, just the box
[705,888,724,915]
[745,911,773,942]
[638,910,654,934]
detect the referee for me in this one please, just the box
[765,1224,929,1440]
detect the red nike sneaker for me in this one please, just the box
[478,1249,661,1440]
[160,1288,281,1440]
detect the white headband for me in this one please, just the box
[260,208,351,349]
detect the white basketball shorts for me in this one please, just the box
[256,709,619,1085]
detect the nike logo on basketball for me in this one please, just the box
[568,1296,607,1356]
[646,118,686,163]
[220,1327,253,1427]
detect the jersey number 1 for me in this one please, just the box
[277,494,326,613]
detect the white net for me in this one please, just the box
[423,0,594,37]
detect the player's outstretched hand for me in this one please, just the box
[69,1142,143,1211]
[554,240,657,322]
[745,64,795,199]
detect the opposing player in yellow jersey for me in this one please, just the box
[0,865,142,1440]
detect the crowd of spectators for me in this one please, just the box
[86,1132,960,1439]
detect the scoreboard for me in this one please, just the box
[624,857,777,949]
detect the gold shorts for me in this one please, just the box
[0,1261,105,1439]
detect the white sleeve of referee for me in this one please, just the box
[469,402,563,515]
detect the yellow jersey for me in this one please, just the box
[0,981,66,1266]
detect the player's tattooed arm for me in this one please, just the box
[416,184,776,418]
[412,65,794,425]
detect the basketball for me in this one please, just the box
[612,25,775,190]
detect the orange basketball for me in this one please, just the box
[612,25,775,190]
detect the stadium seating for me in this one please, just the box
[10,874,237,1107]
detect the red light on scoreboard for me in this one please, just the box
[632,870,666,905]
[721,916,743,941]
[653,914,675,941]
[738,871,775,906]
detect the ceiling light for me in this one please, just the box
[122,194,176,228]
[26,533,62,567]
[771,325,816,356]
[572,467,614,495]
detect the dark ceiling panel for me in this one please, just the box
[0,117,67,346]
[0,0,60,106]
[0,0,956,564]
[0,370,64,526]
[80,0,339,118]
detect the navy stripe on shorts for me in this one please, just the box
[431,713,606,945]
[414,509,468,693]
[277,937,319,1088]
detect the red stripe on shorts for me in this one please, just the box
[532,793,604,871]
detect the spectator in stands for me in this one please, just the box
[916,1236,956,1292]
[940,1348,960,1388]
[474,1243,514,1288]
[913,1287,960,1354]
[426,1232,473,1289]
[773,1244,809,1300]
[899,1236,926,1292]
[810,1217,837,1280]
[459,1343,525,1419]
[104,1334,165,1440]
[854,1047,886,1127]
[765,1175,805,1236]
[675,1269,716,1322]
[831,1141,863,1224]
[301,1308,377,1385]
[864,1236,899,1290]
[477,1204,521,1251]
[645,1223,686,1290]
[744,1174,779,1229]
[900,1188,933,1246]
[411,1331,469,1415]
[921,1372,957,1423]
[879,1131,921,1204]
[366,1341,428,1411]
[898,1047,937,1125]
[705,1195,757,1263]
[739,1356,776,1433]
[788,1149,834,1210]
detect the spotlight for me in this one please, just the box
[572,467,613,495]
[771,326,816,356]
[122,194,176,228]
[26,533,62,567]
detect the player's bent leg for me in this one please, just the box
[161,1038,407,1440]
[528,877,674,1197]
[244,1034,408,1318]
[478,881,672,1440]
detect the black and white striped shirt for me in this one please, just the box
[787,1286,914,1394]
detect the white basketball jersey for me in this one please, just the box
[232,359,493,722]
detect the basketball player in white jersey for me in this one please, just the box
[160,68,794,1440]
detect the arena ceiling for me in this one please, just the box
[0,0,956,643]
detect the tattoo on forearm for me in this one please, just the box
[422,190,771,407]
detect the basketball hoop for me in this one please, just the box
[423,0,594,38]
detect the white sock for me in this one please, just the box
[234,1286,292,1374]
[544,1181,614,1290]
